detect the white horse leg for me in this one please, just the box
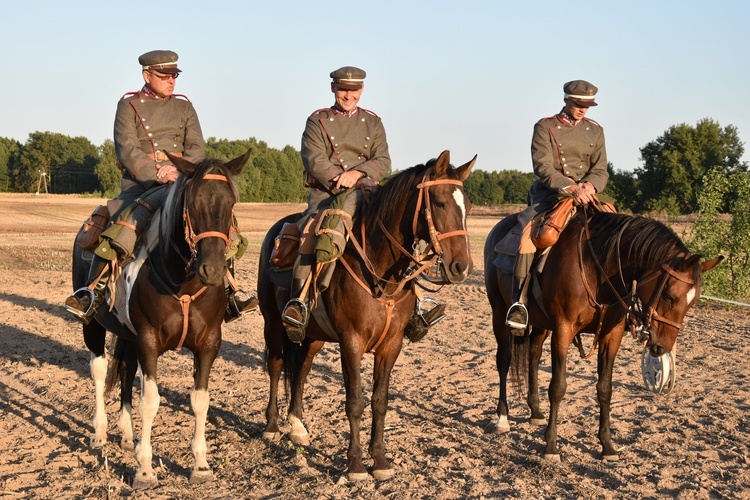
[133,376,159,490]
[494,414,510,434]
[288,414,310,446]
[90,353,108,448]
[189,388,213,484]
[118,402,135,451]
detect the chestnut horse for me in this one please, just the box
[258,151,475,481]
[484,209,721,461]
[70,151,249,488]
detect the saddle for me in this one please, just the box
[75,205,110,253]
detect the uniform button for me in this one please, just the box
[329,117,334,121]
[562,157,566,161]
[173,144,178,148]
[563,163,567,167]
[557,125,561,129]
[148,133,153,137]
[586,127,590,130]
[145,125,150,130]
[344,165,348,168]
[364,145,368,148]
[578,165,582,169]
[154,142,158,147]
[366,136,370,141]
[141,118,146,122]
[590,143,594,147]
[140,99,145,103]
[334,144,338,147]
[358,155,362,160]
[331,136,335,140]
[361,118,365,122]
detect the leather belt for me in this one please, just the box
[148,151,183,162]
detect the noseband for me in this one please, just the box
[412,169,469,256]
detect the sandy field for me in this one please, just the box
[0,193,747,499]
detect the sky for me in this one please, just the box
[2,0,749,174]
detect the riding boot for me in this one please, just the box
[505,276,529,337]
[281,256,312,343]
[404,298,447,343]
[225,288,259,323]
[64,254,112,325]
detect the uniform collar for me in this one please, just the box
[332,104,359,117]
[141,84,170,100]
[559,108,582,126]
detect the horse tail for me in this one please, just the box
[281,337,305,395]
[509,335,531,395]
[105,336,138,394]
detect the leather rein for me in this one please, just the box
[337,168,468,352]
[574,208,694,358]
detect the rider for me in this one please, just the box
[280,66,445,343]
[505,80,609,336]
[65,50,257,324]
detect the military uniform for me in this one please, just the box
[301,105,391,212]
[110,89,205,219]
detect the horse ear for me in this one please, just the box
[433,150,451,176]
[700,255,724,273]
[225,148,252,176]
[166,151,198,176]
[455,154,477,181]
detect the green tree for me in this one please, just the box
[0,137,21,192]
[636,119,747,215]
[95,139,120,197]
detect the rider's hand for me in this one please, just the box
[156,164,179,184]
[333,169,365,190]
[565,182,596,205]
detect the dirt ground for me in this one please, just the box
[0,193,748,499]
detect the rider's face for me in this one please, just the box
[331,84,363,112]
[563,99,590,121]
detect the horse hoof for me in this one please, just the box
[190,467,214,485]
[602,454,620,462]
[289,432,310,446]
[120,439,135,452]
[262,431,281,441]
[90,436,106,448]
[347,471,371,482]
[493,422,510,434]
[542,453,561,463]
[530,418,547,426]
[372,468,395,481]
[132,472,158,490]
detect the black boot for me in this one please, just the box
[505,276,528,336]
[65,255,111,325]
[404,299,446,342]
[225,288,259,323]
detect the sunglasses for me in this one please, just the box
[149,71,179,81]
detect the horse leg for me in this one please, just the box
[369,341,402,480]
[543,334,570,462]
[133,352,160,490]
[263,321,285,440]
[117,341,138,451]
[83,322,108,448]
[492,312,512,434]
[287,339,324,446]
[189,341,220,485]
[596,329,624,461]
[340,341,368,481]
[528,328,550,426]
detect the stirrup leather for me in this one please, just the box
[64,287,97,319]
[281,298,309,328]
[505,302,529,329]
[416,298,446,327]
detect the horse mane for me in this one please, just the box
[573,212,698,281]
[159,158,240,244]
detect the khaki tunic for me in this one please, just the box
[528,112,608,208]
[301,106,391,211]
[110,90,205,217]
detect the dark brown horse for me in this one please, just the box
[484,209,722,461]
[70,151,249,488]
[258,151,475,481]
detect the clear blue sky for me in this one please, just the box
[2,0,748,174]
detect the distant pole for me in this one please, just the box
[35,170,48,195]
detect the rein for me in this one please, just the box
[339,168,468,352]
[575,208,694,358]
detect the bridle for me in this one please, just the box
[182,173,235,266]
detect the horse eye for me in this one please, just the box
[433,201,446,210]
[663,294,675,305]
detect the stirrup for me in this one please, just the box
[64,287,97,320]
[505,302,529,330]
[281,298,309,328]
[416,298,446,327]
[225,289,258,323]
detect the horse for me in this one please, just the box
[258,150,475,481]
[484,208,722,461]
[71,150,250,489]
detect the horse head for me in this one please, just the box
[634,251,723,357]
[166,149,251,286]
[416,150,476,283]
